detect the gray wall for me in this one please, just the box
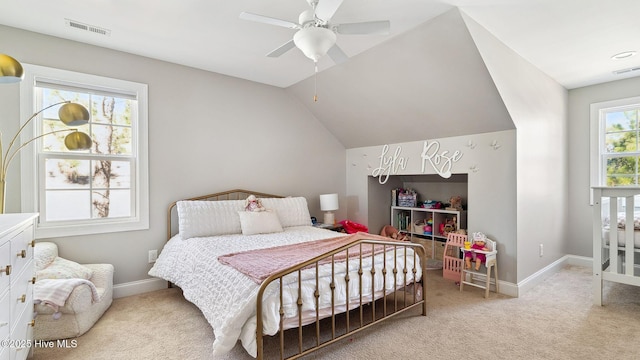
[463,13,569,283]
[347,131,518,283]
[568,76,640,256]
[0,25,347,286]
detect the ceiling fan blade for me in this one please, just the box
[314,0,344,22]
[239,12,300,29]
[336,20,390,35]
[327,44,348,64]
[267,40,296,57]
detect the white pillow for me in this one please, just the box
[261,197,312,227]
[36,257,93,281]
[177,200,244,239]
[238,211,284,235]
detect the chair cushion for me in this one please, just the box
[34,242,59,271]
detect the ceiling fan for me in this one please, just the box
[240,0,390,64]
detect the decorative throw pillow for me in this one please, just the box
[260,197,312,227]
[177,200,245,239]
[36,257,93,281]
[238,210,284,235]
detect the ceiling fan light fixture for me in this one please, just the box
[293,27,336,62]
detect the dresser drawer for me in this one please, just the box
[9,269,32,335]
[0,291,10,348]
[9,304,33,360]
[9,260,33,334]
[9,225,33,284]
[0,241,9,294]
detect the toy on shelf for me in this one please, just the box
[439,216,457,236]
[446,195,463,211]
[465,232,489,270]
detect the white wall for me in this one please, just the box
[462,13,569,283]
[0,25,347,287]
[568,77,640,256]
[346,131,518,283]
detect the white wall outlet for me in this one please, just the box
[148,249,158,263]
[539,244,543,257]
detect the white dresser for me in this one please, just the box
[0,214,38,360]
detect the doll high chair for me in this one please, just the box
[459,233,499,298]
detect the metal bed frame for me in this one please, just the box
[166,189,427,359]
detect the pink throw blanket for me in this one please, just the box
[218,232,404,284]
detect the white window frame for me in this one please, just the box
[590,96,640,204]
[19,64,149,238]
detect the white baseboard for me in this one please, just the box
[514,255,591,297]
[113,278,168,299]
[112,256,593,300]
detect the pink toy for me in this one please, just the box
[465,232,488,270]
[244,195,265,212]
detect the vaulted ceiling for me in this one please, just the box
[1,0,639,148]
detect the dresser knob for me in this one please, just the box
[30,240,35,247]
[19,294,26,303]
[31,277,36,284]
[29,319,35,327]
[17,249,26,258]
[1,265,10,275]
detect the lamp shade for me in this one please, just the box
[320,193,339,211]
[0,54,24,84]
[293,27,336,62]
[59,103,90,126]
[64,131,92,150]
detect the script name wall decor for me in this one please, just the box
[372,141,464,184]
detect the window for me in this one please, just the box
[591,97,640,182]
[20,64,149,238]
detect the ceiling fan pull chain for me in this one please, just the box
[314,61,318,102]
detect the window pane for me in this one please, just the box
[41,88,90,117]
[605,110,638,132]
[92,124,132,155]
[606,156,639,186]
[45,159,91,189]
[92,160,131,189]
[46,190,92,221]
[92,96,132,126]
[605,131,637,153]
[42,120,90,153]
[92,189,131,218]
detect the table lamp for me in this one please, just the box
[320,193,339,225]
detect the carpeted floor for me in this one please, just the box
[33,265,640,360]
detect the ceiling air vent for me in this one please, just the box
[65,19,111,36]
[613,67,640,75]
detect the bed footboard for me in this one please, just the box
[592,187,640,306]
[255,239,426,359]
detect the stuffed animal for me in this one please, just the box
[244,195,265,212]
[447,195,463,211]
[380,225,409,241]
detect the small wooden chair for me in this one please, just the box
[459,237,499,298]
[443,233,466,282]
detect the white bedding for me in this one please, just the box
[148,226,421,358]
[603,227,640,249]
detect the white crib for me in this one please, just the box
[592,186,640,305]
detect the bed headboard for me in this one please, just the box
[167,189,283,240]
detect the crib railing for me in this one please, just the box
[592,186,640,306]
[255,239,426,359]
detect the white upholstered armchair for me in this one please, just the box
[33,242,114,340]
